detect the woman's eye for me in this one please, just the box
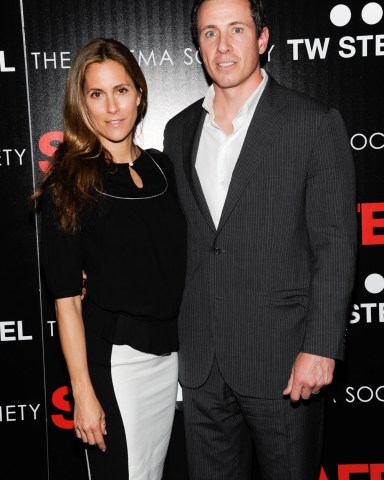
[90,91,101,98]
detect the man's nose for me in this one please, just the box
[217,32,232,54]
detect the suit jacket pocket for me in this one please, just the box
[261,289,309,308]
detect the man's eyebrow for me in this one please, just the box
[199,21,249,31]
[199,24,217,31]
[228,21,249,26]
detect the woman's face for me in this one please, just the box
[83,59,141,149]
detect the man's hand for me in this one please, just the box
[283,352,335,402]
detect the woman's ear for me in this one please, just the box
[136,87,143,107]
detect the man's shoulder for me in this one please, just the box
[269,75,332,116]
[165,97,204,131]
[267,76,348,142]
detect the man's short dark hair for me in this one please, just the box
[191,0,267,44]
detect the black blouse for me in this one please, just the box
[40,149,187,355]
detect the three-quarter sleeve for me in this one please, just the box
[40,188,84,299]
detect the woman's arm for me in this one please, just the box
[55,296,107,452]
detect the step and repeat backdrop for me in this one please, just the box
[1,0,383,478]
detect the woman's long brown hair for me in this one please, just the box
[31,38,148,232]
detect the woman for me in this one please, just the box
[33,38,186,479]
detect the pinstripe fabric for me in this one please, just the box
[182,362,253,480]
[182,359,324,480]
[164,75,357,399]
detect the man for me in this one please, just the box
[163,0,357,478]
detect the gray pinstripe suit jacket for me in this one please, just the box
[164,75,357,398]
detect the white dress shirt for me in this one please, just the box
[195,69,268,228]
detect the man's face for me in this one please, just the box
[197,0,269,93]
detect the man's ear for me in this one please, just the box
[258,27,270,55]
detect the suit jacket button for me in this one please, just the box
[213,247,221,255]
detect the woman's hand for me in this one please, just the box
[73,388,107,452]
[81,271,87,300]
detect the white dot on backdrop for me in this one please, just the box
[364,273,384,294]
[330,4,352,26]
[361,2,383,25]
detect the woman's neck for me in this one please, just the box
[103,138,139,164]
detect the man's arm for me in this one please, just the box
[284,107,357,401]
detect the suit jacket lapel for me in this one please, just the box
[216,78,288,234]
[182,103,216,232]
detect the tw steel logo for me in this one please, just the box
[0,51,15,72]
[287,2,384,60]
[330,3,383,27]
[350,272,384,324]
[363,273,384,295]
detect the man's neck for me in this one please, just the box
[212,71,264,135]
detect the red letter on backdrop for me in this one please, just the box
[361,203,384,245]
[51,385,74,429]
[370,464,384,480]
[319,466,328,480]
[38,131,63,172]
[338,464,369,479]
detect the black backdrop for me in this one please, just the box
[1,1,384,478]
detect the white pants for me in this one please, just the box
[111,345,178,480]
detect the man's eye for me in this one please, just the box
[233,27,243,34]
[205,31,216,38]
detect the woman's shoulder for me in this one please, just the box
[144,148,174,173]
[143,148,179,193]
[144,148,171,163]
